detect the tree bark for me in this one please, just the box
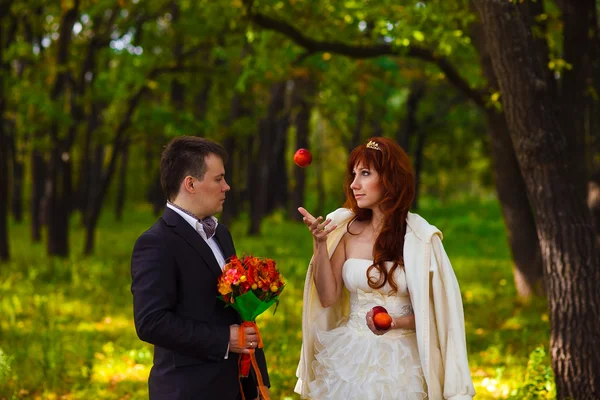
[470,15,544,299]
[556,0,596,201]
[474,1,600,397]
[485,110,544,298]
[31,148,45,242]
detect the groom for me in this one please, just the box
[131,136,269,399]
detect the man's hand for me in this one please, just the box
[229,324,259,354]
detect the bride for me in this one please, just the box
[294,138,475,400]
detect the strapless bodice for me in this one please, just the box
[342,258,415,337]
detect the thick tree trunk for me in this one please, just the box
[485,110,544,298]
[474,1,600,397]
[470,14,544,299]
[289,76,315,221]
[556,0,596,201]
[31,149,45,242]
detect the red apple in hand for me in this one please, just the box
[373,312,393,331]
[371,306,388,316]
[293,148,312,168]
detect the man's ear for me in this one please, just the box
[183,176,195,193]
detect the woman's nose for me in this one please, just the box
[350,178,360,190]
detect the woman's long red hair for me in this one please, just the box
[343,137,415,293]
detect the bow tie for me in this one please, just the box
[168,201,217,239]
[199,217,217,239]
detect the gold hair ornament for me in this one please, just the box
[366,140,381,151]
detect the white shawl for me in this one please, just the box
[294,208,475,399]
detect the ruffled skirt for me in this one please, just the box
[307,322,427,400]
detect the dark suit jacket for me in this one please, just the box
[131,207,269,400]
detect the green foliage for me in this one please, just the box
[508,346,556,399]
[0,198,551,399]
[0,348,13,385]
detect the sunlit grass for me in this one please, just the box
[0,198,553,399]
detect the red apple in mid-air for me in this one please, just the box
[373,312,393,331]
[371,306,388,316]
[293,148,312,168]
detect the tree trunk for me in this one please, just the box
[246,134,258,229]
[114,138,130,221]
[220,135,238,227]
[289,76,316,221]
[46,0,80,257]
[31,148,45,242]
[412,126,426,211]
[77,103,102,214]
[0,127,8,262]
[249,82,287,235]
[397,80,425,155]
[470,13,544,300]
[474,1,600,397]
[220,89,244,227]
[348,97,365,153]
[84,84,148,255]
[556,0,596,201]
[266,83,290,213]
[0,37,8,260]
[7,125,23,223]
[315,118,326,218]
[486,110,544,298]
[46,143,71,257]
[249,119,270,236]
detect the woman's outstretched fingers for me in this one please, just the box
[298,207,315,221]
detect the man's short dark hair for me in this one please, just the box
[160,136,228,201]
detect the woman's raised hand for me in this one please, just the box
[298,207,337,242]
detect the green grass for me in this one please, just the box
[0,198,553,399]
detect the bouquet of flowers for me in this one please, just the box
[217,255,285,400]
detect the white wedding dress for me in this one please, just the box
[307,258,427,400]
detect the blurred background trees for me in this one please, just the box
[1,0,599,397]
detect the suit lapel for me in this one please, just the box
[162,207,224,279]
[214,225,235,260]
